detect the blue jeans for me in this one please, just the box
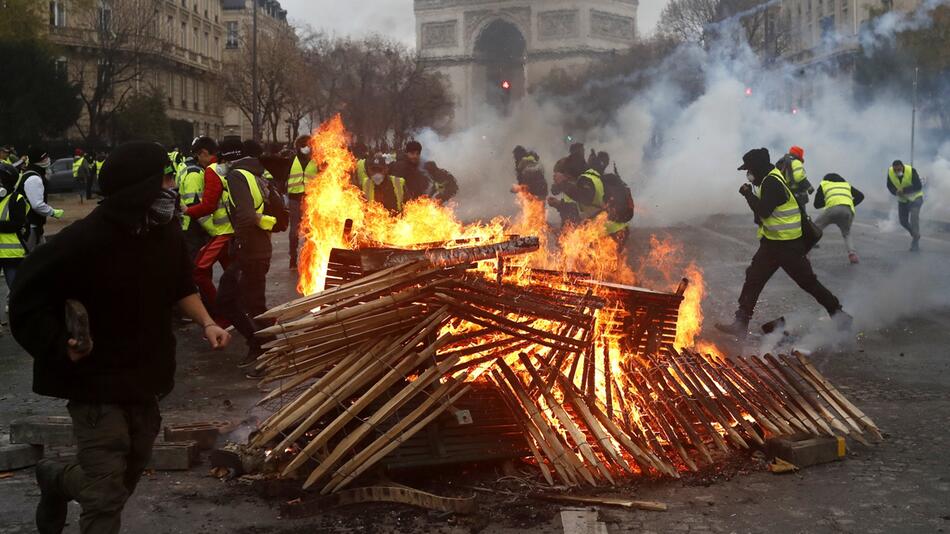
[1,260,20,290]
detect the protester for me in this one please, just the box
[10,141,230,534]
[19,146,64,251]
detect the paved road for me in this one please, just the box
[0,210,947,533]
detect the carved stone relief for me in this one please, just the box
[590,9,635,41]
[421,20,459,49]
[538,10,578,40]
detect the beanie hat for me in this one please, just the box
[218,138,244,162]
[789,145,805,161]
[98,142,171,197]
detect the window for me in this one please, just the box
[820,15,834,38]
[180,75,186,107]
[226,22,238,48]
[193,27,199,51]
[49,1,67,27]
[167,16,174,42]
[98,2,112,33]
[193,79,198,109]
[214,36,220,59]
[181,22,187,47]
[55,57,68,78]
[204,32,209,55]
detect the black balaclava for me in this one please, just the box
[98,142,173,232]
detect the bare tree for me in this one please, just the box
[66,0,164,145]
[658,0,719,43]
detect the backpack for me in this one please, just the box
[257,174,289,233]
[601,171,634,223]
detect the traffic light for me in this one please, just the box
[501,80,511,91]
[744,87,753,96]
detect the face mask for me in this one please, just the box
[146,188,180,228]
[896,171,904,178]
[301,147,311,156]
[746,171,755,183]
[35,158,51,169]
[216,162,230,175]
[371,173,385,186]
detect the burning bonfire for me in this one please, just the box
[246,116,881,494]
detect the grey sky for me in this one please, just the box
[279,0,670,47]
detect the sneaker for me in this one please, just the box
[714,318,749,338]
[35,460,68,534]
[848,252,859,264]
[761,316,786,334]
[238,348,261,369]
[910,239,920,252]
[245,366,265,380]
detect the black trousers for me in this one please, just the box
[737,238,841,321]
[217,246,270,349]
[897,198,922,240]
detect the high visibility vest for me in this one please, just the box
[71,156,84,178]
[790,158,807,186]
[888,164,923,203]
[179,164,204,231]
[359,173,405,213]
[355,159,369,185]
[820,180,855,214]
[565,169,605,219]
[199,164,234,237]
[229,169,266,217]
[757,168,803,241]
[605,219,628,236]
[288,156,318,194]
[95,160,104,174]
[0,194,27,258]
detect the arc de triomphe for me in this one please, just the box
[414,0,639,130]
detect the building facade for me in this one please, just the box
[220,0,290,143]
[415,0,640,129]
[47,0,226,146]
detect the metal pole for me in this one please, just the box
[911,66,918,167]
[251,0,260,142]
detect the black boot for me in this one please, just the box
[35,460,68,534]
[910,238,920,252]
[238,346,262,369]
[715,315,750,338]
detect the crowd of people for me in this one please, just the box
[0,135,928,534]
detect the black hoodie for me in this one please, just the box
[10,142,196,402]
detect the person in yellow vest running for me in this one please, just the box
[814,173,865,264]
[287,135,318,270]
[886,159,924,252]
[355,155,406,213]
[550,152,629,245]
[716,148,849,338]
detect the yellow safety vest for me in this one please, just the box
[888,164,923,203]
[288,156,318,194]
[757,168,803,241]
[198,164,234,237]
[355,159,369,186]
[71,156,84,178]
[359,173,406,213]
[790,158,807,186]
[566,169,605,219]
[229,169,267,226]
[95,160,104,174]
[0,194,27,258]
[820,180,855,214]
[179,164,204,231]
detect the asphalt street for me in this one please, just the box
[0,196,947,533]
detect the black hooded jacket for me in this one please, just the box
[389,152,431,200]
[10,142,197,403]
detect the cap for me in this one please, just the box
[218,138,244,162]
[738,148,771,171]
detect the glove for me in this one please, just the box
[547,196,560,208]
[52,208,65,219]
[807,187,815,195]
[258,215,276,231]
[739,183,753,197]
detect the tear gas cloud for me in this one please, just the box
[418,1,949,227]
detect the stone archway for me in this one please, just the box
[472,19,527,115]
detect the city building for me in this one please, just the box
[415,0,640,129]
[47,0,226,145]
[220,0,291,143]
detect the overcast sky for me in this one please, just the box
[279,0,670,47]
